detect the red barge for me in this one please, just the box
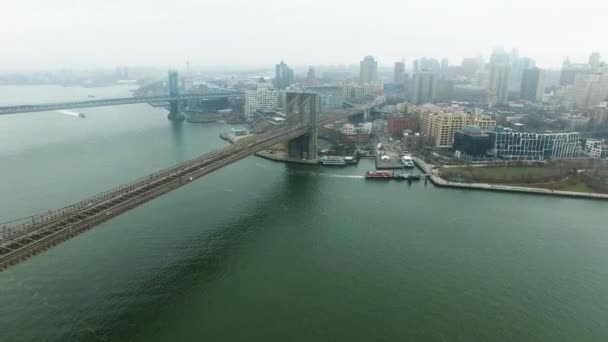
[365,171,394,179]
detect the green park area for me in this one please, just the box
[440,166,563,182]
[556,178,596,193]
[439,166,608,194]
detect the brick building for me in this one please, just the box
[387,115,416,137]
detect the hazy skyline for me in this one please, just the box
[2,0,606,70]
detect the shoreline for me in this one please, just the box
[413,157,608,201]
[220,132,607,200]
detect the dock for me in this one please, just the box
[375,156,404,169]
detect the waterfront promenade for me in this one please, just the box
[413,157,608,200]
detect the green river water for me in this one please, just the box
[0,85,607,341]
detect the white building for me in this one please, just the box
[585,139,607,158]
[493,130,582,160]
[245,82,279,120]
[340,123,357,135]
[357,122,373,135]
[341,81,369,100]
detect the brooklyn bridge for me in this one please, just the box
[0,74,382,270]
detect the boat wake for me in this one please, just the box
[322,174,365,179]
[57,110,80,117]
[291,171,364,179]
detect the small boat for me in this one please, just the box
[78,113,85,118]
[88,95,95,98]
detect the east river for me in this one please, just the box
[1,85,607,341]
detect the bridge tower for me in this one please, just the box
[167,70,184,120]
[285,92,318,161]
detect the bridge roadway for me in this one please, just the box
[0,105,371,270]
[0,90,244,115]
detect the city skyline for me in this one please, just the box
[3,0,608,340]
[1,50,603,74]
[2,0,607,70]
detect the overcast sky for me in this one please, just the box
[1,0,606,70]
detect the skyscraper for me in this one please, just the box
[510,56,535,91]
[519,57,536,71]
[440,58,449,79]
[573,73,608,108]
[306,66,317,86]
[394,61,405,83]
[275,61,294,89]
[560,58,592,86]
[489,46,510,65]
[115,66,129,80]
[589,52,601,71]
[359,56,378,83]
[520,67,545,101]
[413,57,440,74]
[460,58,483,79]
[487,64,510,106]
[168,70,179,96]
[510,48,519,64]
[412,72,437,104]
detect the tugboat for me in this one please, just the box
[365,171,394,179]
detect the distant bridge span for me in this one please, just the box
[0,90,244,115]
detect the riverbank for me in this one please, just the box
[413,157,608,200]
[221,130,608,200]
